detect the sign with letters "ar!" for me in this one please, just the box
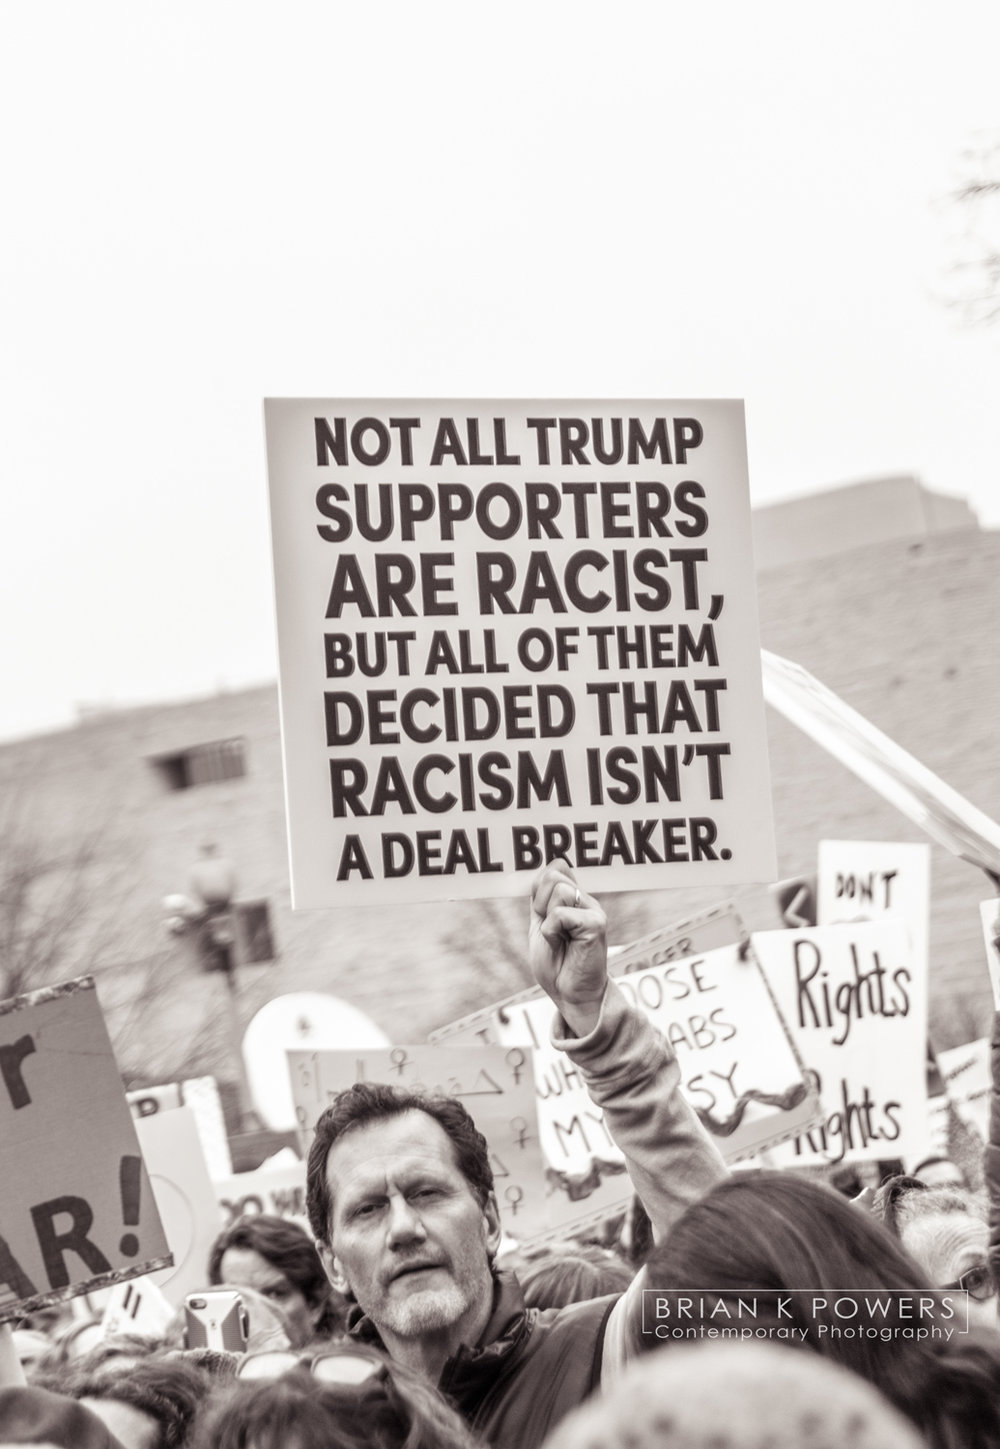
[0,978,171,1322]
[264,398,776,906]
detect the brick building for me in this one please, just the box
[2,476,997,1110]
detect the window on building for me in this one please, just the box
[152,738,247,790]
[235,900,276,963]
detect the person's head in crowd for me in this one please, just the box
[515,1243,634,1311]
[190,1344,482,1449]
[14,1302,75,1341]
[70,1356,209,1449]
[0,1385,127,1448]
[68,1334,162,1384]
[25,1318,127,1392]
[911,1155,968,1189]
[305,1081,501,1374]
[540,1339,926,1449]
[642,1171,1000,1449]
[872,1174,995,1325]
[207,1214,346,1347]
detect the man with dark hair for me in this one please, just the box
[208,1212,346,1346]
[305,860,727,1449]
[306,1083,495,1241]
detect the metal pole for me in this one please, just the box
[216,941,261,1135]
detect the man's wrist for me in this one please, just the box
[552,990,607,1041]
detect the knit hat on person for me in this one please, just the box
[541,1341,925,1449]
[0,1386,126,1447]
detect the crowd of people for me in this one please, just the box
[2,860,999,1448]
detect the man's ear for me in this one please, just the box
[318,1240,351,1296]
[484,1192,503,1262]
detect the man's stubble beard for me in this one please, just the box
[381,1281,471,1339]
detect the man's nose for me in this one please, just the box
[386,1193,427,1246]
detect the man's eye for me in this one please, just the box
[962,1265,994,1301]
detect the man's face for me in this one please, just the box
[319,1109,500,1355]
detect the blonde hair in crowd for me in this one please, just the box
[541,1341,925,1449]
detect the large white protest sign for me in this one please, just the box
[0,978,170,1322]
[265,399,776,906]
[752,921,928,1166]
[817,839,930,982]
[288,1044,549,1240]
[434,925,818,1241]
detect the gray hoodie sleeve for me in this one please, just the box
[552,977,729,1381]
[552,977,728,1239]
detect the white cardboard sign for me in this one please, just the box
[936,1037,992,1145]
[264,398,776,906]
[101,1274,176,1340]
[213,1159,309,1230]
[434,930,818,1241]
[752,921,928,1166]
[127,1076,232,1180]
[289,1044,549,1240]
[817,839,930,983]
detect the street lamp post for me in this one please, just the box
[163,844,260,1134]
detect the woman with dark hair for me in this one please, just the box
[207,1214,346,1348]
[190,1344,481,1449]
[641,1172,1000,1449]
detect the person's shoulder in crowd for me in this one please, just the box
[0,1385,128,1449]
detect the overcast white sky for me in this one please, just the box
[1,2,998,743]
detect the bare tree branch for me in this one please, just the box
[938,132,1000,326]
[0,785,222,1087]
